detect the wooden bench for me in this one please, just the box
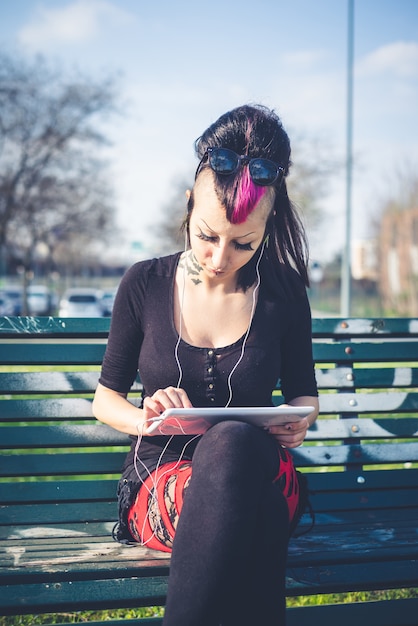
[0,315,417,625]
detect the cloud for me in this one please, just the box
[281,49,327,71]
[18,0,133,49]
[357,41,418,78]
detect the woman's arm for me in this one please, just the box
[92,382,193,436]
[92,383,145,436]
[268,395,319,449]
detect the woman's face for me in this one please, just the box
[188,169,275,282]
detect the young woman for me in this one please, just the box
[93,104,319,626]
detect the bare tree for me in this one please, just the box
[287,131,340,234]
[373,164,418,315]
[152,176,192,254]
[0,51,118,289]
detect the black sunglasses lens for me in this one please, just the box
[207,148,282,186]
[208,148,239,174]
[249,159,279,186]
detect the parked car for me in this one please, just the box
[0,293,14,315]
[27,285,54,316]
[0,286,23,315]
[59,288,103,318]
[100,290,116,317]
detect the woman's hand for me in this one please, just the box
[268,416,310,448]
[93,383,194,437]
[143,386,193,422]
[267,397,319,448]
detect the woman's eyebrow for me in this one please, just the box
[234,231,256,239]
[201,219,255,239]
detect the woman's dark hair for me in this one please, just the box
[186,104,309,294]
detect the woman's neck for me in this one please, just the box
[179,250,241,295]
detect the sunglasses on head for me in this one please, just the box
[204,147,284,187]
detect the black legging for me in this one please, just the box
[162,420,290,626]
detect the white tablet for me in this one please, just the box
[145,405,314,436]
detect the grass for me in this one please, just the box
[0,607,163,625]
[287,587,418,607]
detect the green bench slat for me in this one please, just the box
[307,417,418,439]
[303,508,418,527]
[2,494,416,531]
[317,392,418,415]
[2,339,417,365]
[0,452,127,477]
[0,576,168,614]
[0,371,101,394]
[0,342,107,365]
[6,512,412,542]
[290,545,418,572]
[0,469,418,503]
[287,598,418,626]
[309,488,418,513]
[0,479,118,504]
[0,398,95,422]
[2,469,416,504]
[293,441,418,467]
[274,390,418,415]
[1,315,415,339]
[0,316,111,337]
[0,501,118,526]
[0,398,139,422]
[2,419,417,450]
[3,367,416,399]
[0,371,142,395]
[307,467,418,491]
[2,366,417,393]
[313,340,418,363]
[2,538,414,590]
[1,342,418,365]
[0,521,116,541]
[316,366,418,389]
[0,424,130,448]
[2,486,416,528]
[285,557,418,595]
[0,558,416,615]
[1,443,415,478]
[311,317,418,337]
[290,530,418,563]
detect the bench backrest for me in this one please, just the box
[1,316,417,537]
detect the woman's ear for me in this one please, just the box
[185,189,191,201]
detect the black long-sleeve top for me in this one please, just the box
[99,252,317,481]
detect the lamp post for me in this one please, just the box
[341,0,355,317]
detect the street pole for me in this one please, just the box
[341,0,354,317]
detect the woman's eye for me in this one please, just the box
[197,232,217,243]
[234,241,254,251]
[196,231,253,251]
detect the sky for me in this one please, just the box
[1,0,418,264]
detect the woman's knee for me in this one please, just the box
[193,420,280,478]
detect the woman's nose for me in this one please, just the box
[211,244,228,270]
